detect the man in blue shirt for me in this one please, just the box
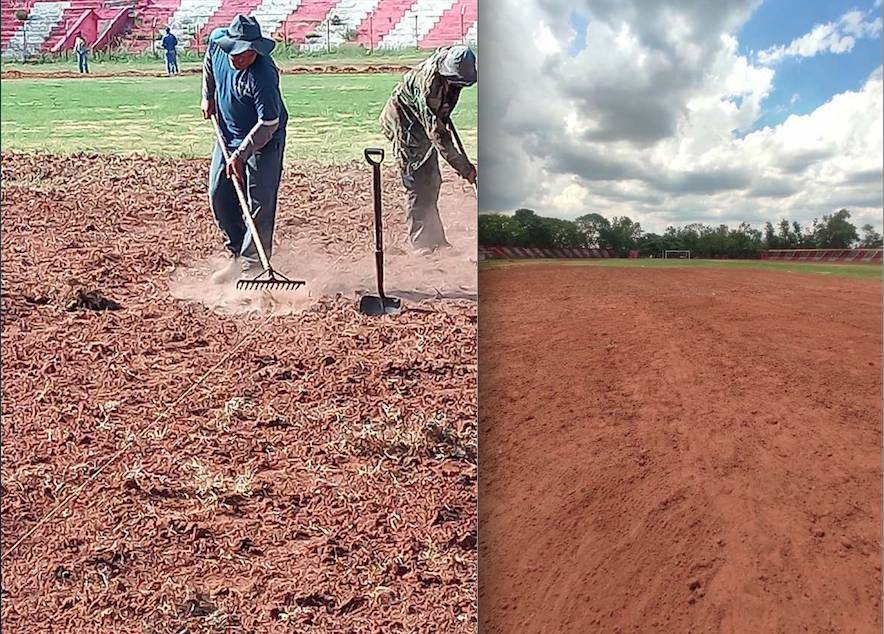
[201,15,288,280]
[161,27,178,75]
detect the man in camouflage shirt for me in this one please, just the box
[380,45,477,252]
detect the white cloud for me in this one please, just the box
[480,0,884,233]
[757,9,882,65]
[535,21,564,54]
[550,181,590,214]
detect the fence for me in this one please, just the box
[479,246,615,260]
[761,248,883,263]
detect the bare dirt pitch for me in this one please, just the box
[1,153,477,632]
[479,263,881,633]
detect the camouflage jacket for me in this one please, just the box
[380,47,472,177]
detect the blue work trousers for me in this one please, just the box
[209,134,285,267]
[165,49,178,74]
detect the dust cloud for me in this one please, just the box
[169,193,477,315]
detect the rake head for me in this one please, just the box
[236,267,305,292]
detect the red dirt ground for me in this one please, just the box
[479,263,882,633]
[1,153,476,632]
[0,64,412,80]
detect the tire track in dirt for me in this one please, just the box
[479,264,881,633]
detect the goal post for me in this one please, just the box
[663,250,691,259]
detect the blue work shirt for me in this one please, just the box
[161,33,177,51]
[204,28,287,149]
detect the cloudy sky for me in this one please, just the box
[479,0,883,233]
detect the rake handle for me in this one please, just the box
[210,115,271,271]
[448,119,477,196]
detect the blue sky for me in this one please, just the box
[567,11,589,57]
[738,0,882,129]
[566,1,882,130]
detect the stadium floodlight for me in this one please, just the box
[663,250,691,259]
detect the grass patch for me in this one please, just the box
[479,257,882,280]
[0,45,434,74]
[331,410,476,463]
[0,73,477,164]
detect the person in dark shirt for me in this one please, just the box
[201,15,288,280]
[161,27,178,76]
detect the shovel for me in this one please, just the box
[359,147,402,316]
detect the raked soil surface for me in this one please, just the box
[479,263,882,633]
[1,152,477,633]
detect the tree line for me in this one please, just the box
[478,208,883,258]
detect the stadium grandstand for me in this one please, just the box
[1,0,477,58]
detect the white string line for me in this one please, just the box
[1,313,275,562]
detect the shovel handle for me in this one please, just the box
[448,121,477,196]
[364,147,386,298]
[364,147,384,166]
[448,120,468,157]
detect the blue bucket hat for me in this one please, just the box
[439,45,476,85]
[215,15,275,56]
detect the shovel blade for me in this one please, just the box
[359,294,402,316]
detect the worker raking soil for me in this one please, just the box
[380,45,478,254]
[201,15,298,289]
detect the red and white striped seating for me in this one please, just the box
[0,0,476,54]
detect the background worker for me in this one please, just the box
[201,15,288,282]
[380,45,477,253]
[161,27,179,75]
[74,32,88,74]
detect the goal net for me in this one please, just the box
[663,250,691,259]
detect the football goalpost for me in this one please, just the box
[663,250,691,259]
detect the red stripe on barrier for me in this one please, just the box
[479,246,616,259]
[762,249,882,263]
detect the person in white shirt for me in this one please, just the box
[74,33,88,74]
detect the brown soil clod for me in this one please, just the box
[296,593,336,610]
[64,288,123,312]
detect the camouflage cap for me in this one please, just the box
[439,45,477,85]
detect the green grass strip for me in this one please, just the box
[479,258,882,280]
[0,73,477,164]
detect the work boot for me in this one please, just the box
[412,240,451,256]
[241,258,260,273]
[210,253,240,284]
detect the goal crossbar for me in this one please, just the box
[663,250,691,259]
